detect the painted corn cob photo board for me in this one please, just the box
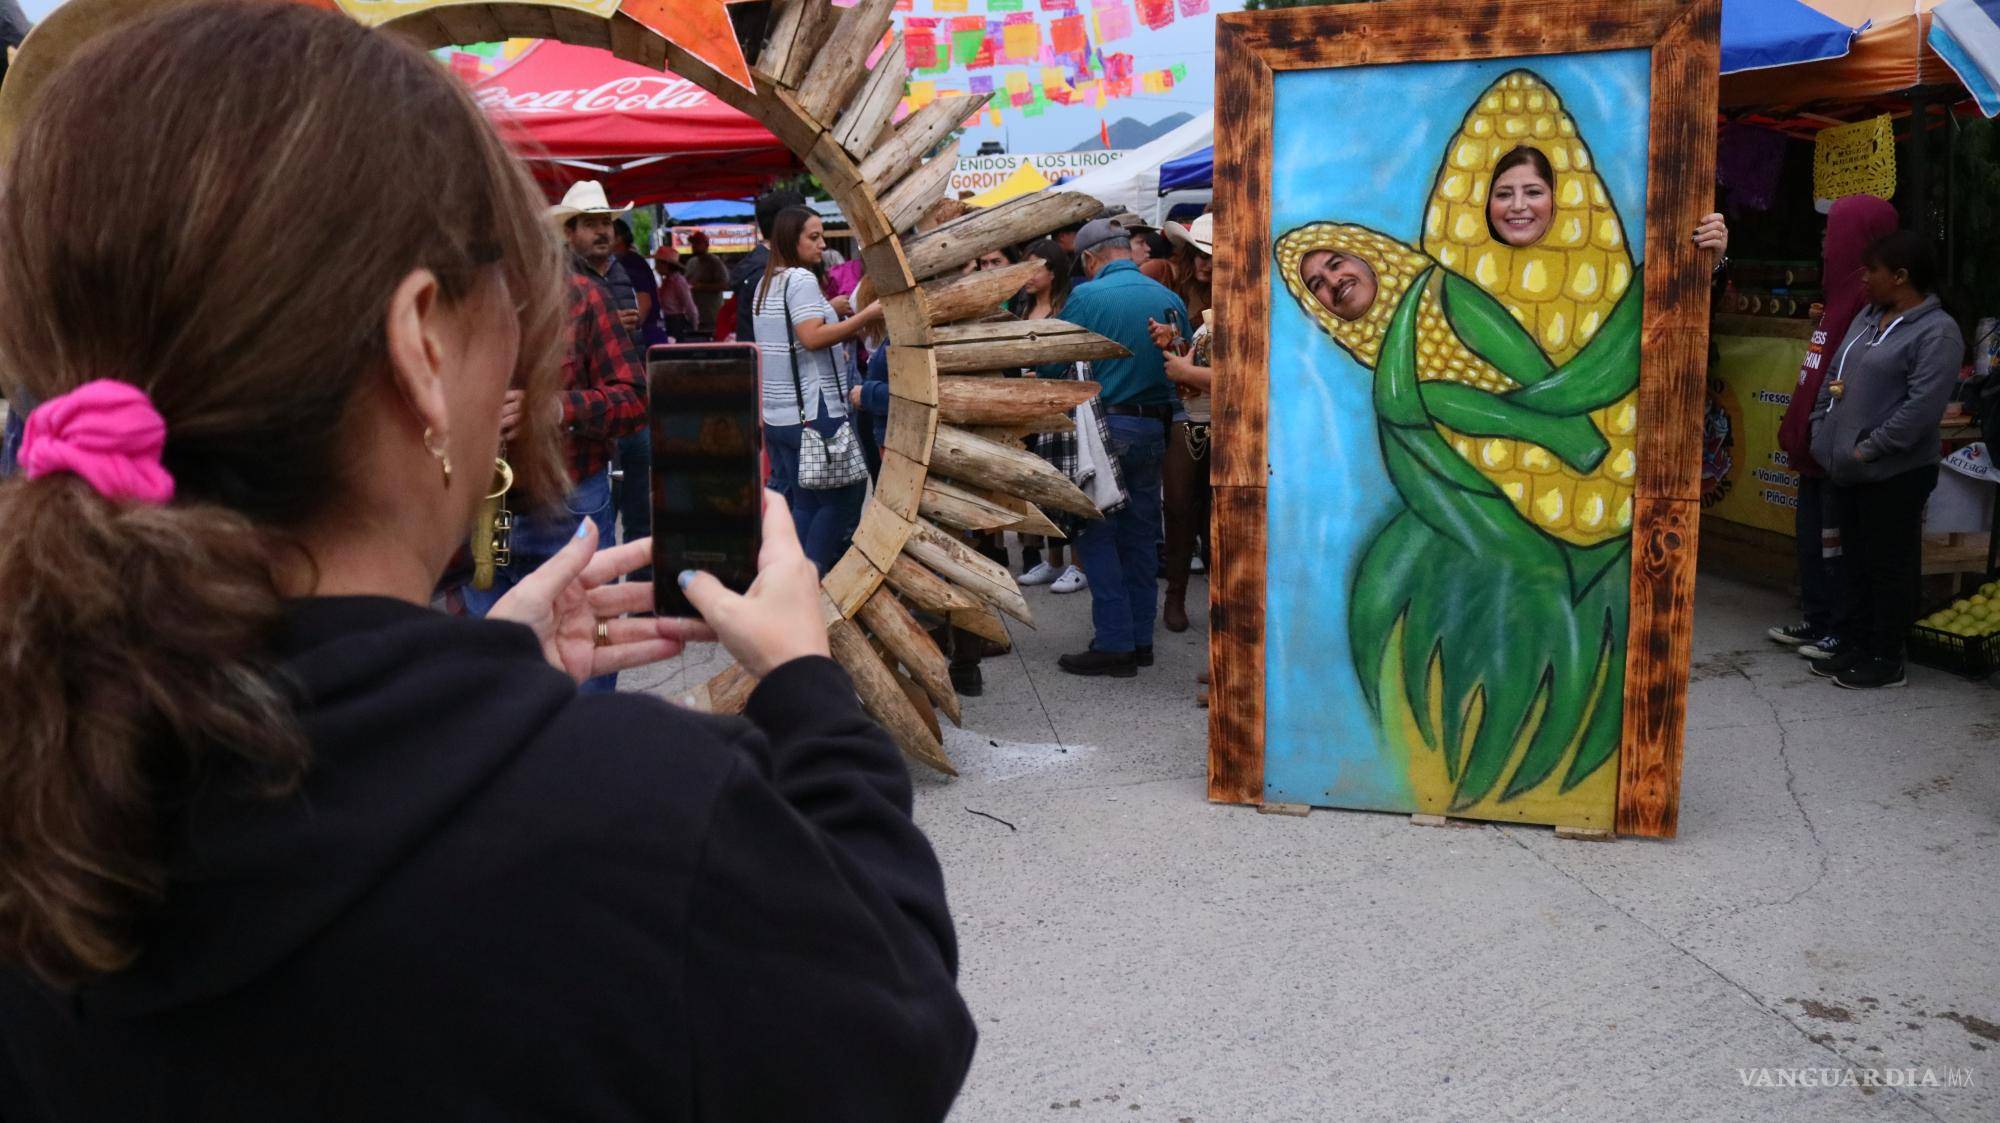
[1207,0,1719,837]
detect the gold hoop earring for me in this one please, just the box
[422,426,452,488]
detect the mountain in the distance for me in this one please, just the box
[1066,112,1194,152]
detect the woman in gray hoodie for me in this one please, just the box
[1808,230,1964,689]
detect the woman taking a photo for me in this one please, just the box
[753,204,881,575]
[1809,230,1964,690]
[0,4,972,1118]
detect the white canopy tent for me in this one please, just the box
[1054,110,1212,223]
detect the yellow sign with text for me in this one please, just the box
[1704,333,1809,536]
[1813,114,1895,203]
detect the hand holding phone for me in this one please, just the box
[648,344,763,616]
[679,491,830,676]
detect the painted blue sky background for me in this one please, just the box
[1262,48,1651,811]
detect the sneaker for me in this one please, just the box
[1767,622,1816,646]
[1019,560,1061,586]
[1050,565,1088,594]
[1808,649,1864,679]
[1799,635,1846,662]
[1190,556,1206,574]
[1057,648,1136,678]
[1835,657,1908,690]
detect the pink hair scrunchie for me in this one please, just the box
[19,379,176,505]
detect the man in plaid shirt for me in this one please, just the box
[462,184,645,695]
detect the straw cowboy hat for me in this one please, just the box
[548,180,632,224]
[1164,213,1214,256]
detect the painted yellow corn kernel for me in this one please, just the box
[1534,484,1569,527]
[1542,310,1569,350]
[1519,445,1556,473]
[1480,439,1513,470]
[1610,447,1637,481]
[1532,114,1556,138]
[1611,401,1636,434]
[1503,480,1526,502]
[1451,207,1486,243]
[1616,495,1633,529]
[1473,250,1503,288]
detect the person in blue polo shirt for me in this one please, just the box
[1046,217,1188,677]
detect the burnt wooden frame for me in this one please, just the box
[1206,0,1718,838]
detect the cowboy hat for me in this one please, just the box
[549,180,632,224]
[1109,210,1156,232]
[1164,213,1214,256]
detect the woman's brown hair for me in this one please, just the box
[0,0,566,988]
[757,204,822,309]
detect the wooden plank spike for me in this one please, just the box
[885,554,980,613]
[919,260,1043,325]
[382,9,453,49]
[685,663,757,716]
[879,144,963,236]
[893,667,944,743]
[931,424,1099,518]
[758,0,844,89]
[828,617,957,775]
[906,519,1032,624]
[489,4,558,43]
[948,604,1011,646]
[982,490,1064,538]
[858,586,962,725]
[794,0,900,124]
[936,374,1098,426]
[933,319,1128,375]
[832,33,910,157]
[921,477,1029,533]
[860,92,991,191]
[903,189,1103,281]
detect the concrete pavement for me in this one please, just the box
[630,571,2000,1122]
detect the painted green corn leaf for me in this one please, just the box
[1352,270,1633,812]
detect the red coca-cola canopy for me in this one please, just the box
[470,41,797,206]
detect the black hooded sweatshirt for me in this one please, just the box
[0,597,975,1121]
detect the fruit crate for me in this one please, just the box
[1908,617,2000,679]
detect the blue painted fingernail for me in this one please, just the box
[575,519,592,539]
[677,569,696,588]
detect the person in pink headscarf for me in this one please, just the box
[1767,194,1900,655]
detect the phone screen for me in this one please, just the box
[649,344,763,617]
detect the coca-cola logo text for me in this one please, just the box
[477,76,711,116]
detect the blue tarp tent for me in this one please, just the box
[1138,1,1865,196]
[1931,0,2000,115]
[1159,146,1211,192]
[1721,0,1862,74]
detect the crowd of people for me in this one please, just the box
[522,177,1221,698]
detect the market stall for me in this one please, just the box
[1703,0,1996,601]
[470,40,796,205]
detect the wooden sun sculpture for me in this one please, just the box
[375,0,1126,776]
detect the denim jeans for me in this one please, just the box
[613,428,652,579]
[1072,415,1166,653]
[463,468,618,693]
[765,416,866,576]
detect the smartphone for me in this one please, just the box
[648,343,763,617]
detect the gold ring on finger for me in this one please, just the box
[595,621,610,647]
